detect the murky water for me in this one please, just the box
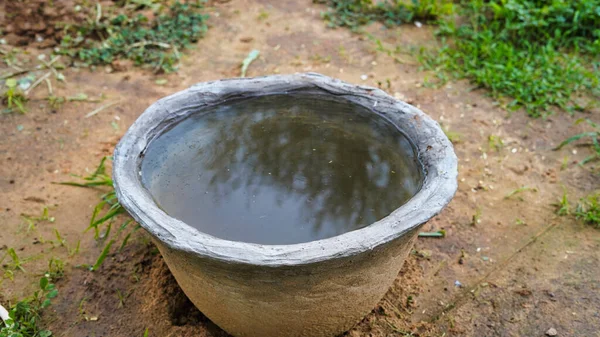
[141,95,423,245]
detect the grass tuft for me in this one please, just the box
[555,190,571,216]
[418,0,600,117]
[57,156,138,269]
[555,118,600,165]
[555,191,600,229]
[315,0,453,30]
[57,156,125,239]
[575,194,600,228]
[1,78,27,114]
[0,276,57,337]
[59,1,209,73]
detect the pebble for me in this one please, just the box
[546,328,557,336]
[0,304,8,322]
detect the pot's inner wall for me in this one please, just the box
[140,94,423,245]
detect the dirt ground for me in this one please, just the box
[1,1,599,337]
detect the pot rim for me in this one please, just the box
[113,73,457,266]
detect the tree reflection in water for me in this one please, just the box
[142,95,423,244]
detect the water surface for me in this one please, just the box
[141,95,423,244]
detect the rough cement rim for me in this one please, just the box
[113,73,457,266]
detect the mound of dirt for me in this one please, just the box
[0,0,89,47]
[45,240,231,337]
[141,253,230,335]
[44,236,436,337]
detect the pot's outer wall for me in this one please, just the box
[155,227,419,337]
[113,73,458,337]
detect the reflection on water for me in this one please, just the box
[141,95,423,245]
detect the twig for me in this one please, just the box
[10,64,25,72]
[96,3,102,25]
[127,41,172,51]
[39,56,64,82]
[0,68,30,80]
[39,55,61,69]
[84,100,122,118]
[24,71,52,96]
[45,78,53,95]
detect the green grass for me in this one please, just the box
[504,186,536,201]
[57,156,124,239]
[488,135,504,152]
[0,276,57,337]
[1,78,27,114]
[58,157,139,270]
[555,192,600,228]
[2,248,28,281]
[315,0,453,30]
[317,1,600,117]
[555,118,600,165]
[575,194,600,228]
[47,257,65,280]
[91,240,115,272]
[418,0,600,117]
[555,190,571,216]
[59,1,209,73]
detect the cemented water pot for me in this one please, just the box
[113,73,457,337]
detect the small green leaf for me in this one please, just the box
[40,276,49,290]
[46,289,58,299]
[41,299,52,309]
[39,330,53,337]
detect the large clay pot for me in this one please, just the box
[113,73,457,337]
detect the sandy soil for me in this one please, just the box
[1,1,599,337]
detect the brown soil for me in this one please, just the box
[45,241,231,337]
[1,1,599,337]
[0,0,91,47]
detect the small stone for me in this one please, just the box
[0,303,9,322]
[394,92,406,101]
[111,59,133,72]
[360,74,368,81]
[546,328,557,336]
